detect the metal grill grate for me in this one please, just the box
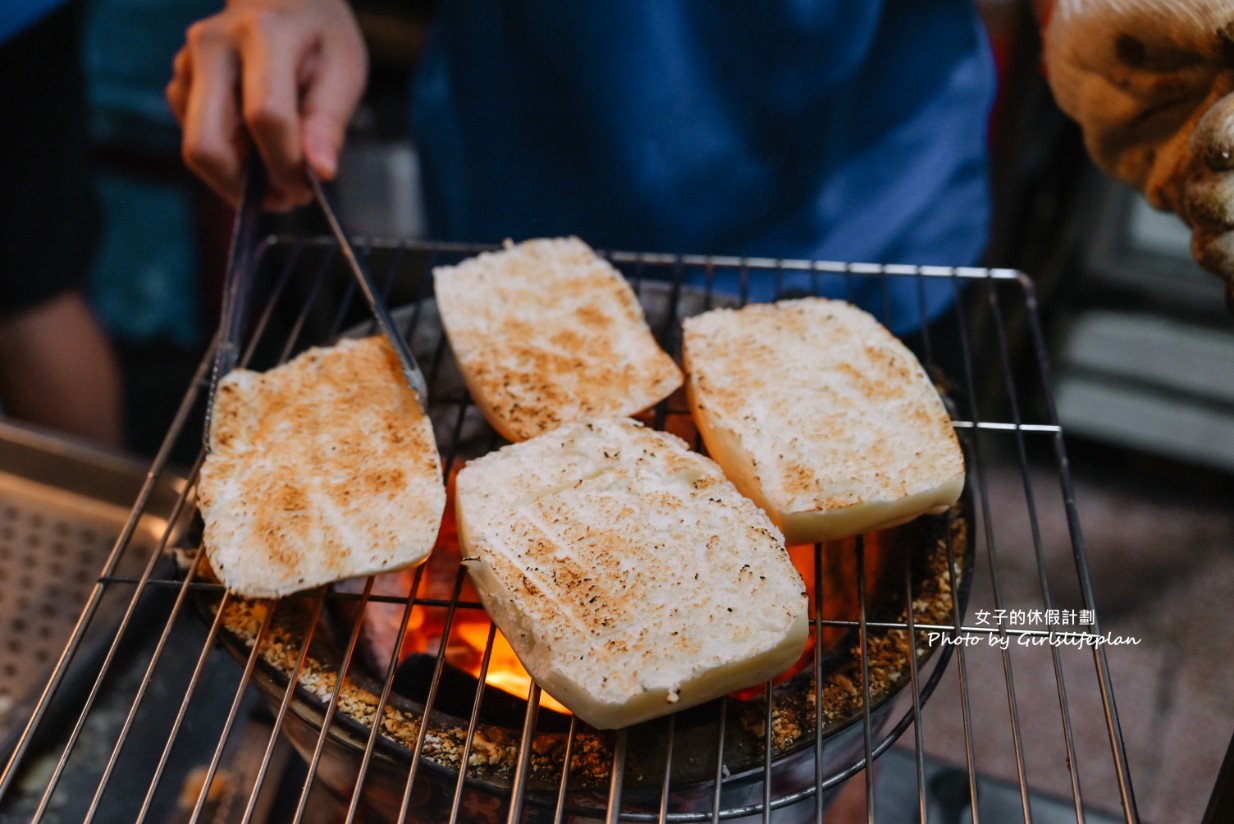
[0,238,1139,823]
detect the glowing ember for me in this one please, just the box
[451,620,571,714]
[355,468,570,715]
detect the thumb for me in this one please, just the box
[300,37,367,181]
[302,111,345,181]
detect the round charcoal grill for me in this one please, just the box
[184,277,974,822]
[0,239,1142,824]
[193,498,970,822]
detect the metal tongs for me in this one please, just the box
[204,160,264,447]
[204,159,429,448]
[305,166,429,407]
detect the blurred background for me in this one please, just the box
[0,1,1231,821]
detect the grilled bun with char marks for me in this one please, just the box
[198,337,446,598]
[683,298,964,545]
[454,417,808,730]
[433,237,683,442]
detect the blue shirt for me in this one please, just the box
[0,0,67,44]
[413,1,995,333]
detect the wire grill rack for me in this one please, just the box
[0,238,1139,823]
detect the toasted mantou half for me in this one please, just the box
[683,298,964,545]
[198,337,446,598]
[433,237,682,442]
[454,418,808,730]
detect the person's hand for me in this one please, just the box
[166,0,368,211]
[1045,0,1234,310]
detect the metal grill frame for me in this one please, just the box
[0,237,1140,823]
